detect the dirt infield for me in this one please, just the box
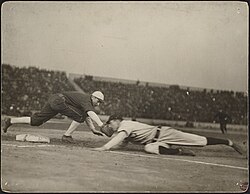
[1,120,248,192]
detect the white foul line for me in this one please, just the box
[2,143,247,171]
[2,143,55,148]
[108,150,248,171]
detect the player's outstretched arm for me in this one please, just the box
[85,117,104,136]
[87,111,103,127]
[93,131,127,151]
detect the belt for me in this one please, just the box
[151,126,161,143]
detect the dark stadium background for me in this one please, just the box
[2,64,247,126]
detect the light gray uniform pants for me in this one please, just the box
[145,127,207,154]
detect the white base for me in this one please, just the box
[16,134,50,143]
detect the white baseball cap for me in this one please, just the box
[92,91,104,101]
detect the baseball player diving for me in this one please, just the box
[96,114,244,156]
[2,91,106,142]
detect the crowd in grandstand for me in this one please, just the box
[2,64,247,125]
[2,64,75,116]
[75,76,247,125]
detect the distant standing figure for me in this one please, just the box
[214,109,232,134]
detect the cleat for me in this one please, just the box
[2,118,12,133]
[231,143,244,155]
[178,148,196,156]
[62,135,74,143]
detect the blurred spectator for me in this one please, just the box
[214,109,232,134]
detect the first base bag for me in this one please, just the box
[16,134,50,143]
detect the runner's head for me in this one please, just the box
[106,114,123,131]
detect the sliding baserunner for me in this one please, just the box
[95,114,245,157]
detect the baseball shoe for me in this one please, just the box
[231,142,244,155]
[2,117,12,133]
[62,135,74,143]
[178,148,196,156]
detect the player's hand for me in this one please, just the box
[93,146,108,151]
[100,124,114,137]
[91,129,104,136]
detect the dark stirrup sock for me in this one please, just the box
[206,137,230,145]
[159,146,180,155]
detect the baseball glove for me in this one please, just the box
[100,124,114,137]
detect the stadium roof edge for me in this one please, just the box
[69,73,245,93]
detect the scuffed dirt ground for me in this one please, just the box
[1,121,248,192]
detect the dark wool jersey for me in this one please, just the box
[61,91,95,113]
